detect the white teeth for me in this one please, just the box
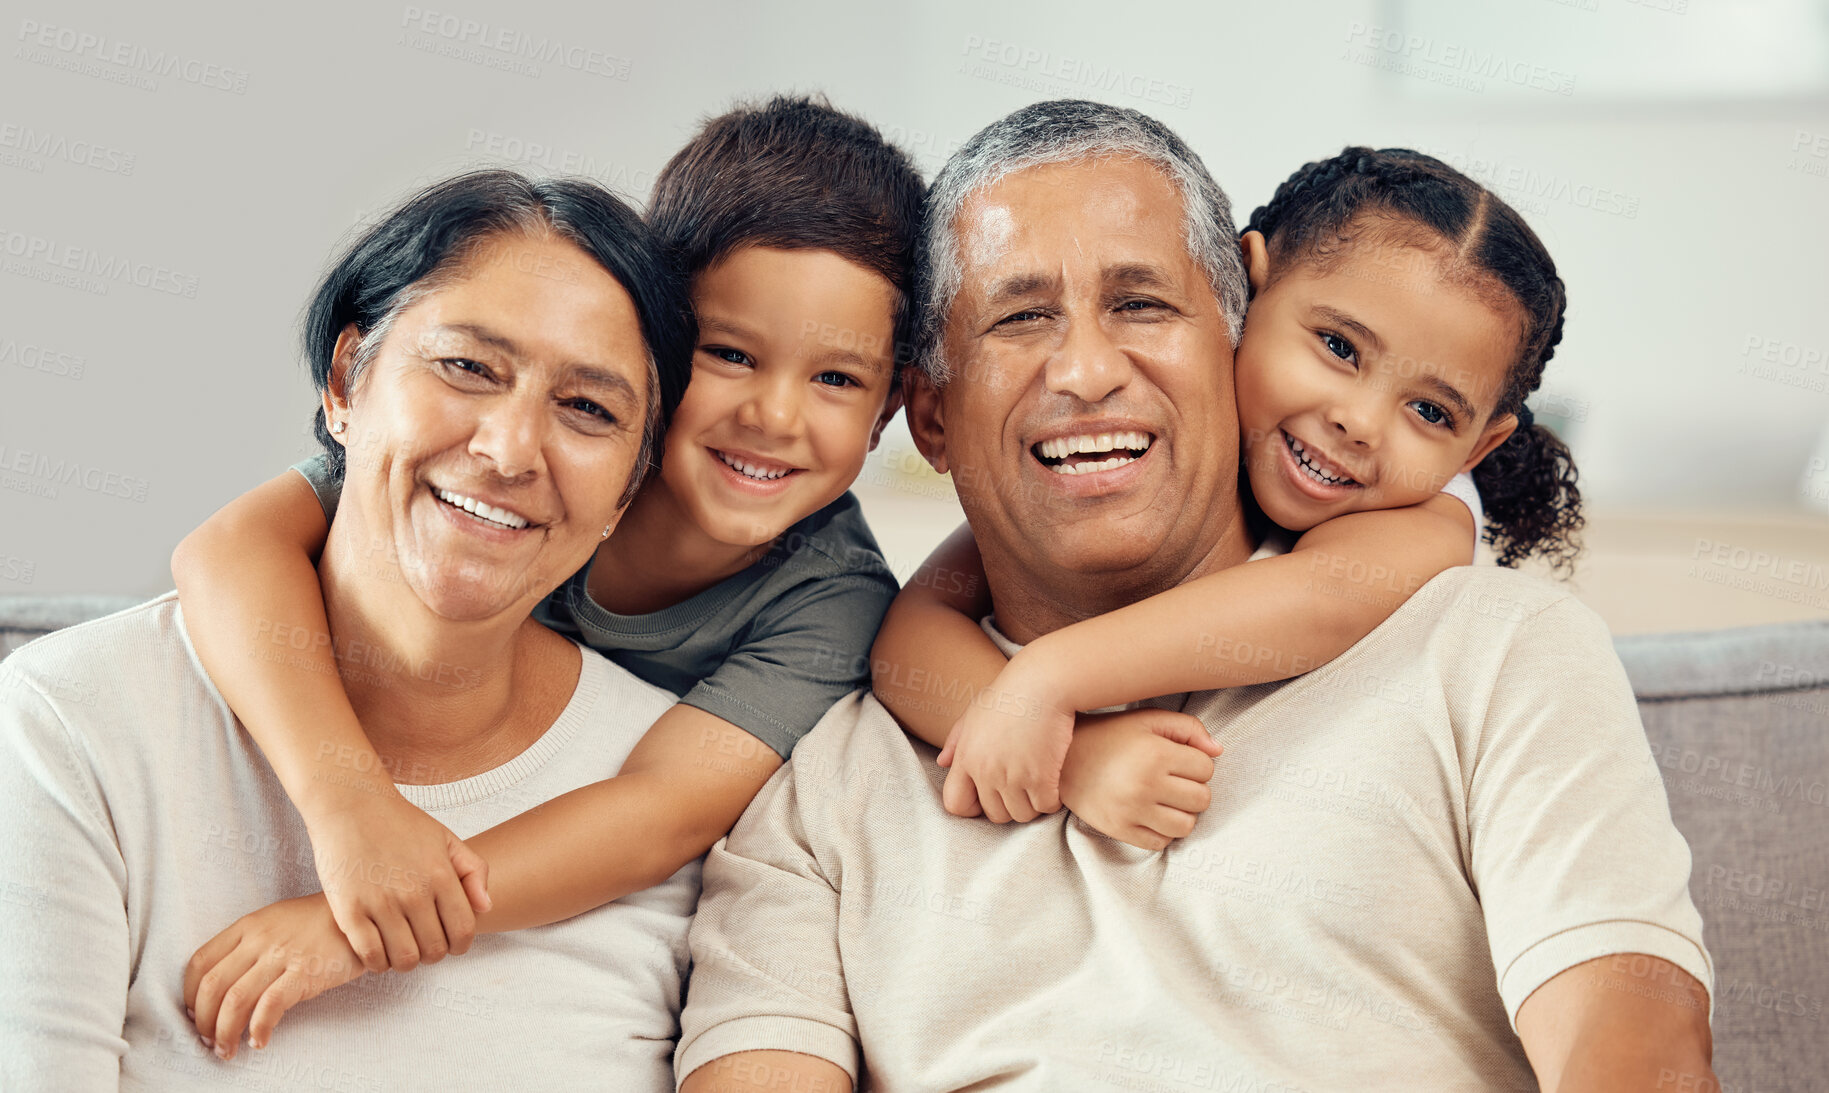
[1045,454,1139,476]
[434,488,530,529]
[1037,430,1153,461]
[716,450,791,481]
[1283,433,1354,487]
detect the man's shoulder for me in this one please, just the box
[1404,564,1597,637]
[781,688,931,794]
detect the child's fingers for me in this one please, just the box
[1001,787,1040,824]
[978,782,1013,824]
[184,925,243,1014]
[1143,805,1199,843]
[449,837,492,915]
[373,912,421,972]
[402,897,450,966]
[213,953,283,1060]
[1165,744,1219,785]
[1149,714,1223,757]
[191,941,261,1047]
[1116,826,1173,852]
[942,767,981,818]
[247,969,310,1051]
[1024,780,1062,816]
[340,916,388,976]
[434,884,479,958]
[1158,776,1213,816]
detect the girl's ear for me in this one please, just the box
[868,385,906,452]
[1461,413,1518,474]
[1241,230,1272,296]
[321,324,363,446]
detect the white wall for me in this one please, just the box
[2,0,1826,595]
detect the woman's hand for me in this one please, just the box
[936,652,1077,823]
[303,786,491,974]
[1057,707,1222,850]
[183,893,367,1059]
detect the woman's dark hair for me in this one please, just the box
[303,169,693,505]
[646,93,926,381]
[1245,147,1582,574]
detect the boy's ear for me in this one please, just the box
[1241,230,1271,297]
[321,324,363,447]
[902,371,950,475]
[1460,413,1518,474]
[867,385,905,453]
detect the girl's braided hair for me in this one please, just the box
[1245,147,1582,573]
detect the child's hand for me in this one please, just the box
[183,893,366,1059]
[1058,707,1222,851]
[303,789,491,974]
[936,654,1076,823]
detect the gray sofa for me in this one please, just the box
[2,595,1825,1088]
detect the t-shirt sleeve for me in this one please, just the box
[1467,595,1713,1027]
[679,572,897,760]
[291,454,341,522]
[1441,471,1483,546]
[675,727,860,1088]
[0,666,131,1090]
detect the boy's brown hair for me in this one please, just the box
[647,94,925,377]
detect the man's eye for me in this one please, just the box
[703,346,752,366]
[1320,333,1358,364]
[815,370,857,389]
[565,398,617,424]
[1117,298,1161,312]
[1410,400,1453,428]
[997,310,1046,326]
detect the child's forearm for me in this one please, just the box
[171,473,392,814]
[1019,500,1475,711]
[871,594,1010,748]
[467,704,780,933]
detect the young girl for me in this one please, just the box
[176,96,924,1057]
[871,147,1583,844]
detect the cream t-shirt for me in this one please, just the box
[677,565,1710,1091]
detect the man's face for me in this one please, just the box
[908,157,1240,603]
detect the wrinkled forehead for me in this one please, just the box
[950,156,1194,293]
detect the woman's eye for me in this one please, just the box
[704,346,752,367]
[1410,400,1453,428]
[441,357,490,378]
[1320,333,1357,364]
[815,370,857,389]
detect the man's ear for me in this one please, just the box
[321,324,363,447]
[1460,413,1518,474]
[867,384,906,453]
[1241,230,1271,297]
[902,371,950,475]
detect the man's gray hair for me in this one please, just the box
[913,99,1249,384]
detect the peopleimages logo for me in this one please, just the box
[14,19,250,94]
[0,227,199,298]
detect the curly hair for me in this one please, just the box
[1245,147,1583,574]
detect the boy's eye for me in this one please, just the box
[1409,400,1454,429]
[703,346,753,367]
[815,370,857,389]
[1320,332,1357,364]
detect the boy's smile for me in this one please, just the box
[660,244,900,549]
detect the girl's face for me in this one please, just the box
[1233,230,1522,532]
[654,244,901,549]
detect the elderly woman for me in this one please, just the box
[0,170,695,1090]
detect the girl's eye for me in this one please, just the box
[704,346,753,367]
[815,370,857,389]
[1320,332,1357,364]
[1410,400,1454,429]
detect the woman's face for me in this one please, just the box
[326,231,653,622]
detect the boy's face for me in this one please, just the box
[657,244,901,548]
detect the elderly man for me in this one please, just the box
[0,173,697,1090]
[677,101,1715,1091]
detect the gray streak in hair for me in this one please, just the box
[913,99,1248,385]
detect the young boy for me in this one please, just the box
[174,96,922,1056]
